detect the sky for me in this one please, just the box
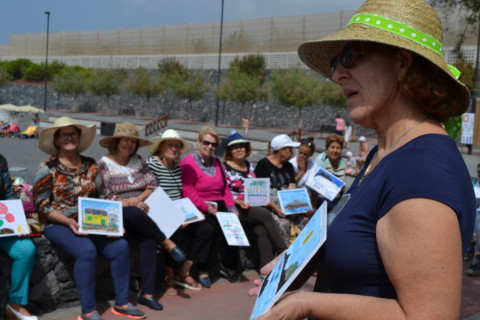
[0,0,365,45]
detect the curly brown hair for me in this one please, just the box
[399,54,465,123]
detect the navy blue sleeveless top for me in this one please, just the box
[321,134,475,298]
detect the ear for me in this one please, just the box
[395,49,413,81]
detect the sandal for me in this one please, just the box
[164,276,178,296]
[175,274,202,291]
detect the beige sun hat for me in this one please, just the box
[38,116,96,155]
[148,129,194,155]
[297,0,470,117]
[99,123,151,148]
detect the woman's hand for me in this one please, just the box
[136,200,149,213]
[304,209,315,217]
[236,199,250,210]
[253,291,310,320]
[66,217,87,236]
[207,204,217,216]
[248,253,284,297]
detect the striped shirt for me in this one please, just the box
[315,152,346,181]
[146,156,183,200]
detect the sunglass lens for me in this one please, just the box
[330,58,339,77]
[341,46,355,68]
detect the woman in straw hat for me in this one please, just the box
[250,0,475,319]
[33,117,145,320]
[147,129,207,293]
[0,154,38,320]
[97,123,186,311]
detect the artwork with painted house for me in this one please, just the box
[250,202,327,319]
[216,211,250,246]
[78,197,123,236]
[173,197,205,224]
[0,200,29,237]
[306,167,345,201]
[244,178,270,206]
[277,188,312,215]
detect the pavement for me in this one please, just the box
[2,110,480,319]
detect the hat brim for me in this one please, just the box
[298,23,470,117]
[99,135,151,149]
[39,124,96,155]
[148,136,194,155]
[227,139,250,148]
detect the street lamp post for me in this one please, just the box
[44,11,51,112]
[467,13,480,155]
[214,0,224,127]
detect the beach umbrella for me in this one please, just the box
[17,105,44,114]
[0,104,19,112]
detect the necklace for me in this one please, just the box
[357,115,428,185]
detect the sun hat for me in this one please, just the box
[270,134,300,151]
[358,136,366,142]
[297,0,470,116]
[346,151,353,157]
[99,123,151,148]
[148,129,194,155]
[227,131,250,148]
[38,116,96,155]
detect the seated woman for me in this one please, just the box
[33,117,145,320]
[223,132,287,269]
[355,136,370,170]
[97,123,186,310]
[180,126,241,288]
[315,133,347,210]
[147,129,207,293]
[254,134,310,245]
[0,154,38,320]
[289,137,319,206]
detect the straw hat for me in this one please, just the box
[297,0,470,116]
[148,129,194,155]
[38,116,96,155]
[99,123,151,148]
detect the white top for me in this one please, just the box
[289,156,319,188]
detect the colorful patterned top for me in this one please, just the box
[98,154,157,200]
[223,160,255,201]
[33,155,104,223]
[0,154,18,200]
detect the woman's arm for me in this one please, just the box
[257,198,462,320]
[180,157,210,213]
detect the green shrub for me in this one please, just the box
[23,63,46,81]
[1,58,35,80]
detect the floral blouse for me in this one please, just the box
[33,155,104,224]
[223,160,255,201]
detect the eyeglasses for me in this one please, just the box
[330,45,364,77]
[58,132,80,140]
[201,140,219,148]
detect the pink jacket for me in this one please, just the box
[180,154,235,213]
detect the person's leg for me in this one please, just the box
[123,206,183,261]
[92,236,130,308]
[0,237,36,306]
[44,224,99,314]
[244,206,288,254]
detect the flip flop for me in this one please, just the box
[174,274,202,291]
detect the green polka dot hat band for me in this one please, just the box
[297,0,470,117]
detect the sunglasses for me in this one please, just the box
[330,45,364,77]
[300,139,314,147]
[201,140,219,148]
[57,132,80,140]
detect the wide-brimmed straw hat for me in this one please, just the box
[298,0,470,116]
[148,129,194,155]
[99,123,151,148]
[39,116,96,155]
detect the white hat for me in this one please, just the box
[270,134,300,151]
[358,136,366,142]
[39,116,96,155]
[346,151,353,157]
[148,129,193,155]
